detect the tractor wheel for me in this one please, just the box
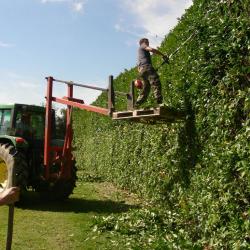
[37,164,77,201]
[0,144,28,193]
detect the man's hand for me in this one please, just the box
[0,187,20,205]
[162,55,169,64]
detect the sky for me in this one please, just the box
[0,0,192,106]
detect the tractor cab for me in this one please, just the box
[14,107,45,141]
[0,105,14,136]
[0,104,56,142]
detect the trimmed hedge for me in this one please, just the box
[73,0,249,248]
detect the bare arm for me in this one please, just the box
[144,46,166,57]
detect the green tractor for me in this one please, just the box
[0,75,119,201]
[0,103,77,200]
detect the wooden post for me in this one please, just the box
[6,162,17,250]
[108,75,115,116]
[44,76,53,180]
[127,80,135,110]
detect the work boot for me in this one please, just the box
[134,102,141,109]
[135,98,145,108]
[159,103,166,107]
[156,98,163,105]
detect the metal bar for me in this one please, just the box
[44,76,53,179]
[62,84,73,155]
[61,84,73,179]
[62,96,84,104]
[66,84,73,152]
[51,78,108,92]
[52,97,109,116]
[108,75,115,115]
[114,91,128,96]
[127,80,135,110]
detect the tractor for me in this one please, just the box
[0,103,76,200]
[0,75,116,201]
[0,75,180,202]
[0,75,117,201]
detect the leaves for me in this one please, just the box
[73,0,250,248]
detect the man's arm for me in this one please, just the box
[0,187,20,205]
[144,46,165,56]
[144,46,169,62]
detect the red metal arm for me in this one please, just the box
[52,97,109,116]
[44,76,53,179]
[44,76,110,181]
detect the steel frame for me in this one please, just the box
[44,76,117,180]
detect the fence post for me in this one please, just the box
[44,76,53,180]
[127,80,135,110]
[108,75,115,116]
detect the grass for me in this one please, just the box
[0,182,140,250]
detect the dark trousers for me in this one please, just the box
[136,65,163,105]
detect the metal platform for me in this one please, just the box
[112,106,186,123]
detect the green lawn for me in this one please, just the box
[0,182,139,250]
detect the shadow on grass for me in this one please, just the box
[17,191,139,214]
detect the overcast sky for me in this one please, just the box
[0,0,192,106]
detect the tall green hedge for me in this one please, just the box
[73,0,249,247]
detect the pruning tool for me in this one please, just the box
[156,29,199,71]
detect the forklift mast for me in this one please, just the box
[44,75,118,180]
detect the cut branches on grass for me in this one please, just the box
[0,182,140,250]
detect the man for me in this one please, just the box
[16,113,33,139]
[136,38,168,107]
[0,187,20,205]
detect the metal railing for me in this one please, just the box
[45,75,136,115]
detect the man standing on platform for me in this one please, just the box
[135,38,168,107]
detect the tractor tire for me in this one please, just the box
[37,165,77,201]
[0,144,28,193]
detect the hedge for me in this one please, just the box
[73,0,250,248]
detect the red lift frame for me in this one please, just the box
[43,75,183,180]
[44,75,117,180]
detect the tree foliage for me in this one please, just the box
[73,0,250,248]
